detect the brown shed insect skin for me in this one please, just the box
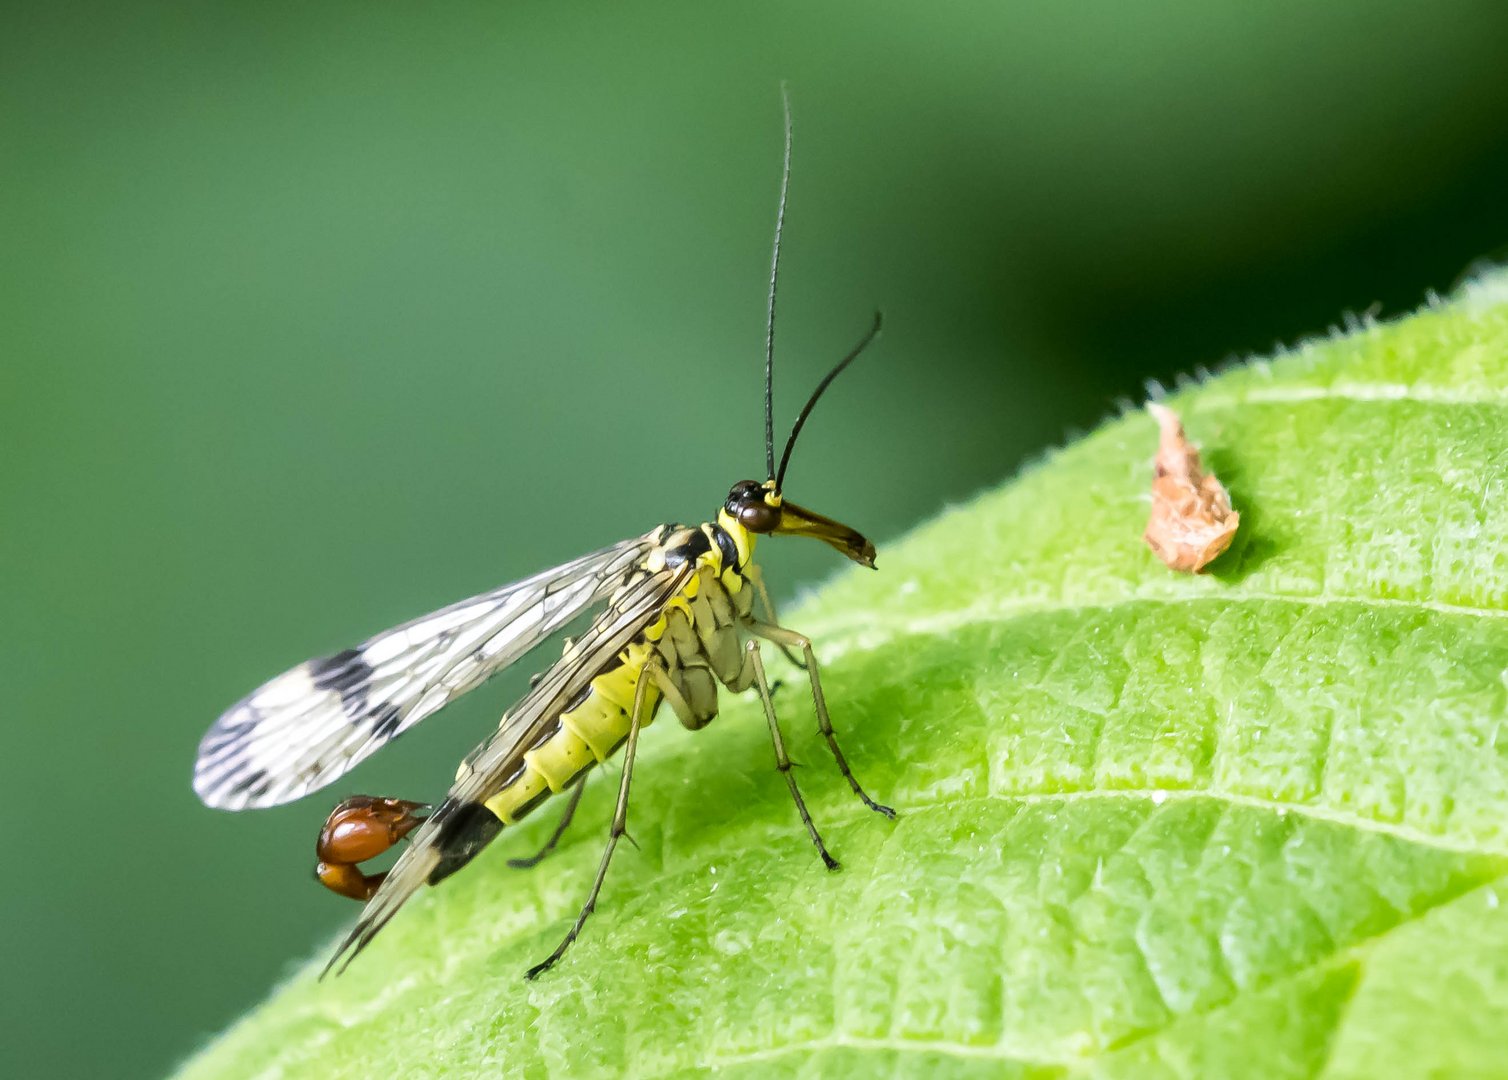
[1143,403,1240,573]
[314,796,427,901]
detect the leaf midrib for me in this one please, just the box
[1190,383,1508,410]
[809,591,1508,662]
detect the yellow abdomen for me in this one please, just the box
[482,636,660,823]
[480,526,752,827]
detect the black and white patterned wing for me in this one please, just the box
[322,558,695,975]
[194,535,657,811]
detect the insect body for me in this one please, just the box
[193,93,892,978]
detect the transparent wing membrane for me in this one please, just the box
[194,536,656,810]
[321,560,694,975]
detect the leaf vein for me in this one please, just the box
[812,590,1508,662]
[1189,383,1508,410]
[841,789,1504,858]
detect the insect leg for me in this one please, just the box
[750,621,895,819]
[752,571,807,671]
[745,640,840,870]
[525,663,660,980]
[649,658,707,731]
[507,773,588,870]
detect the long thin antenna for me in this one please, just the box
[775,311,883,490]
[765,83,793,480]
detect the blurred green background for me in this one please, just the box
[6,2,1508,1076]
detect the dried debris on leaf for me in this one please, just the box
[1143,403,1239,573]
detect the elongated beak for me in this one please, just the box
[775,499,877,568]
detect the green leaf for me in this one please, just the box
[177,277,1508,1079]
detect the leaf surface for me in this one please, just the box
[177,279,1508,1079]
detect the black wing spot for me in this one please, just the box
[368,704,402,740]
[310,648,374,715]
[198,717,257,764]
[229,768,269,797]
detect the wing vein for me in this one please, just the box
[322,559,693,975]
[193,534,657,810]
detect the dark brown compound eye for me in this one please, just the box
[725,480,762,508]
[737,501,781,533]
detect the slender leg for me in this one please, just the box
[746,640,840,870]
[647,659,703,730]
[753,572,808,671]
[750,620,896,819]
[508,774,589,869]
[525,663,659,980]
